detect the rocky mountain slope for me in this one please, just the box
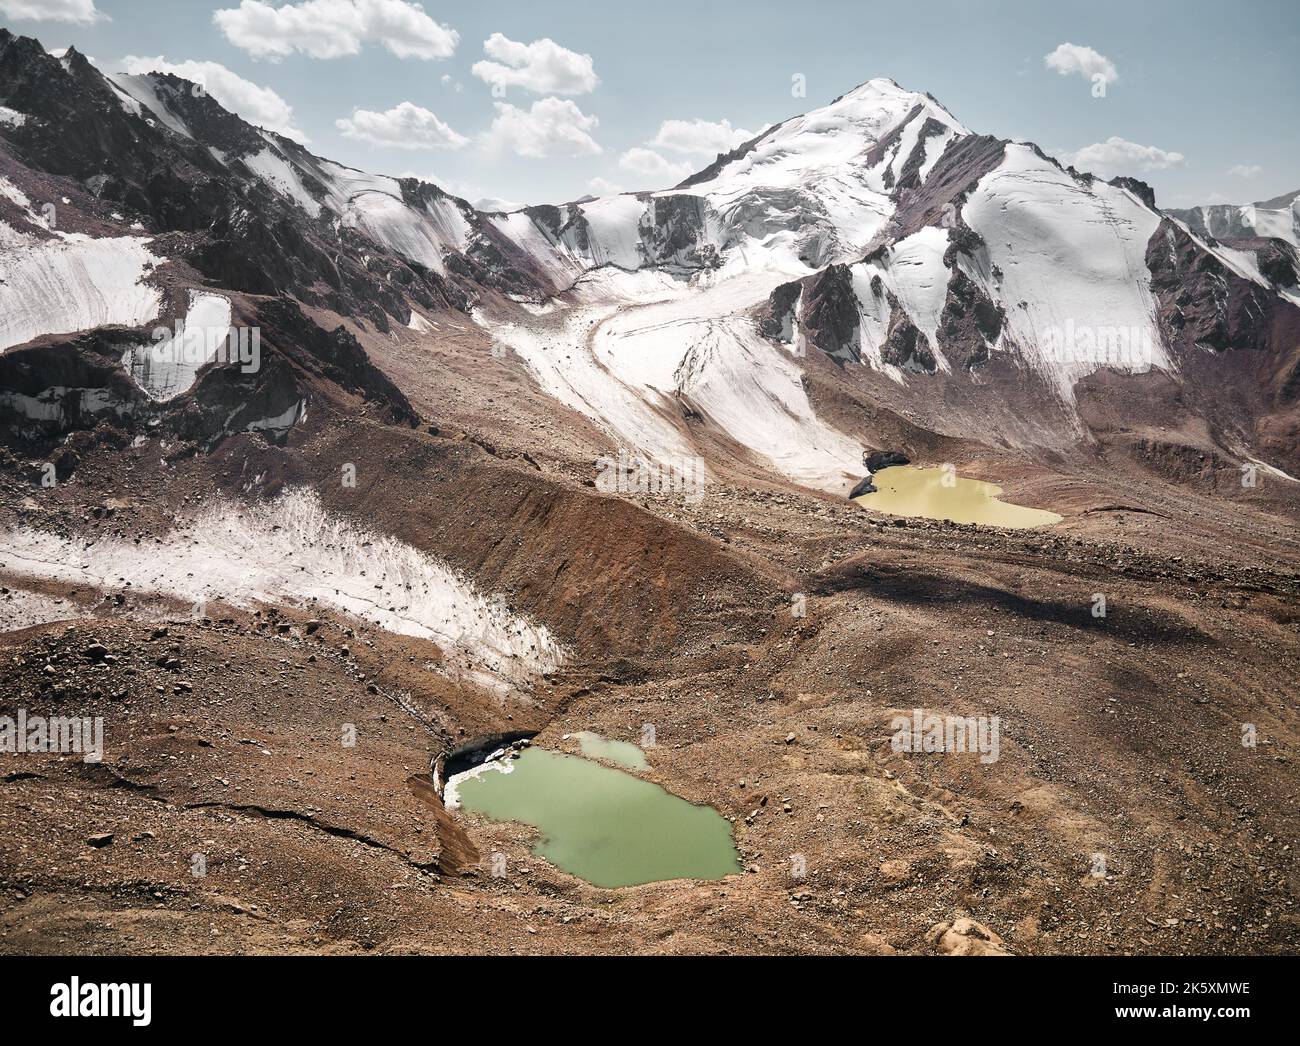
[1170,188,1300,252]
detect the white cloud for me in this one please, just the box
[213,0,458,61]
[1067,136,1185,176]
[401,173,528,210]
[120,55,308,142]
[1044,43,1118,86]
[481,97,601,158]
[1228,164,1263,179]
[336,101,468,150]
[473,195,524,213]
[471,33,597,95]
[0,0,104,23]
[618,147,692,187]
[587,176,623,197]
[650,117,756,155]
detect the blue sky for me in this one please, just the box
[3,0,1296,209]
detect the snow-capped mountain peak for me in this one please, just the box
[683,77,968,199]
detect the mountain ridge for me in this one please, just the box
[2,28,1299,488]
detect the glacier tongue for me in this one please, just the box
[478,263,864,494]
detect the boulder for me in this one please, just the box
[927,916,1013,956]
[864,450,910,473]
[848,476,877,498]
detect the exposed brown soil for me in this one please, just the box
[1,365,1297,955]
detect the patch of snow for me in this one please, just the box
[514,299,561,316]
[226,398,306,441]
[407,310,436,333]
[964,144,1167,402]
[1249,458,1299,483]
[0,234,164,352]
[0,221,33,248]
[0,487,566,692]
[0,174,32,210]
[242,143,323,218]
[105,73,191,138]
[0,587,85,632]
[0,106,27,128]
[122,291,233,400]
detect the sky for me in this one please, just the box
[1,0,1296,210]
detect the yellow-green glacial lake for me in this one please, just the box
[854,466,1062,529]
[452,748,740,888]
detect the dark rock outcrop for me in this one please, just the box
[801,264,862,362]
[1109,176,1157,210]
[249,298,419,428]
[894,117,951,193]
[641,195,718,270]
[881,293,937,372]
[864,450,910,472]
[1146,219,1278,353]
[1255,239,1299,288]
[885,134,1007,242]
[938,269,1004,369]
[760,280,803,342]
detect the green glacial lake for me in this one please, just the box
[453,748,740,888]
[572,731,649,770]
[854,466,1062,529]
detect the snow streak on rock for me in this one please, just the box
[0,587,86,632]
